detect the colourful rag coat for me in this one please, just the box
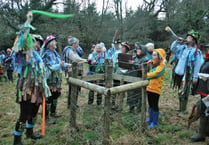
[16,50,51,103]
[147,49,166,95]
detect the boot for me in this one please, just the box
[129,106,135,113]
[26,128,42,140]
[146,108,153,123]
[178,100,187,117]
[46,115,56,124]
[191,117,208,142]
[148,111,159,128]
[13,135,22,145]
[88,91,94,105]
[97,94,102,106]
[51,112,61,118]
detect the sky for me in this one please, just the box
[54,0,143,14]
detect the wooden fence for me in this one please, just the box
[68,60,148,145]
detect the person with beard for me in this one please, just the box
[191,43,209,142]
[170,30,203,116]
[145,49,166,128]
[127,44,148,113]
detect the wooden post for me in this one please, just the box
[140,63,147,133]
[103,60,113,145]
[70,62,78,128]
[118,79,124,111]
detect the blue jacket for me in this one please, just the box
[15,50,43,74]
[170,41,203,80]
[42,49,68,71]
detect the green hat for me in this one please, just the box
[187,29,201,43]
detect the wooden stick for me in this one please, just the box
[42,98,45,136]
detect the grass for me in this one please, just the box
[0,63,208,144]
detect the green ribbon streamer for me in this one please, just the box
[24,66,28,78]
[31,10,74,19]
[18,89,22,98]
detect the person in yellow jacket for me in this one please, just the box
[145,48,166,128]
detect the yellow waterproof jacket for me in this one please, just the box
[146,49,166,95]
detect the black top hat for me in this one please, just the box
[113,39,121,44]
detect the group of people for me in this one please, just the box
[4,11,208,145]
[11,12,87,145]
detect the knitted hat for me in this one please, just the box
[7,48,12,53]
[187,30,201,56]
[121,42,131,50]
[187,30,201,43]
[40,35,56,55]
[43,35,56,48]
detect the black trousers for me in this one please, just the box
[15,101,40,132]
[7,70,13,82]
[46,91,60,116]
[147,91,160,112]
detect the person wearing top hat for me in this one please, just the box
[170,30,203,116]
[191,43,209,142]
[107,39,122,73]
[107,39,122,110]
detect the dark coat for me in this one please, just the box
[127,46,148,108]
[197,59,209,95]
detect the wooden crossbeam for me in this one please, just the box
[108,80,149,95]
[68,77,107,94]
[113,74,142,82]
[78,74,104,81]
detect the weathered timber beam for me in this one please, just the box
[113,74,142,82]
[78,74,104,81]
[68,77,107,94]
[108,80,149,94]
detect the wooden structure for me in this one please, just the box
[68,60,148,145]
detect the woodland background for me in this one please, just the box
[0,0,209,53]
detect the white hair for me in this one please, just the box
[95,43,103,51]
[69,37,79,46]
[100,42,106,52]
[145,43,154,48]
